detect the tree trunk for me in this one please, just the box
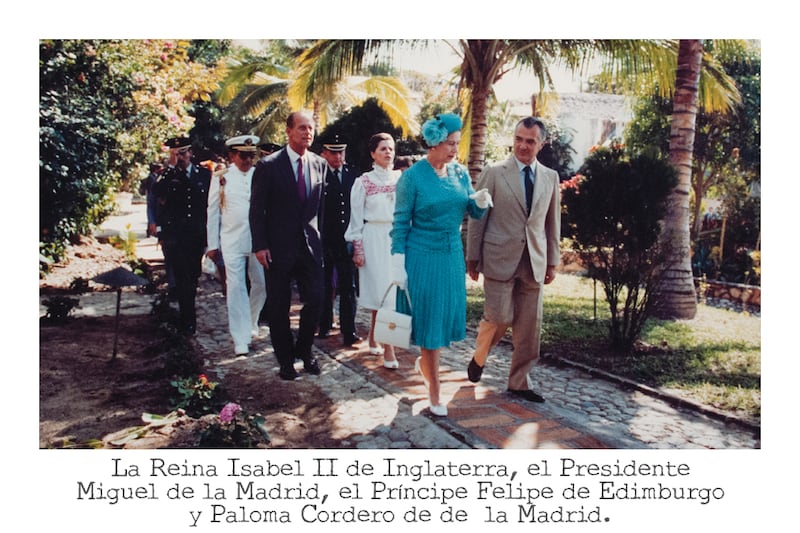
[654,39,702,319]
[465,40,493,186]
[467,84,490,185]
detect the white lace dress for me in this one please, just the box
[344,165,401,310]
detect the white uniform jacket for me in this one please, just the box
[207,166,255,255]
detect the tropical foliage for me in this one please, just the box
[214,40,298,143]
[313,98,422,173]
[39,39,225,266]
[215,40,417,143]
[40,40,123,262]
[625,41,760,284]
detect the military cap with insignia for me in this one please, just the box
[165,136,192,149]
[322,134,347,152]
[226,134,260,152]
[259,142,281,154]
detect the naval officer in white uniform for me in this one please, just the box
[206,135,267,355]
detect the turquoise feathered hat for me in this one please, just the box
[421,113,462,147]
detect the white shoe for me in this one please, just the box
[383,358,399,369]
[369,346,385,355]
[429,404,448,416]
[234,344,249,356]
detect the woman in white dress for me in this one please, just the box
[345,133,401,368]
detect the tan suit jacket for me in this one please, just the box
[467,156,561,282]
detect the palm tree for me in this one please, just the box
[291,42,417,136]
[215,41,301,141]
[653,39,705,319]
[295,39,682,182]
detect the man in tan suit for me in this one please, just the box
[466,117,561,403]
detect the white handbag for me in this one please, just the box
[374,283,412,349]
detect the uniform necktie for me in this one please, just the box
[523,165,534,214]
[334,169,341,183]
[297,157,307,203]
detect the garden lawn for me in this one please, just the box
[466,273,761,423]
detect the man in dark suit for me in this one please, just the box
[318,136,361,346]
[154,137,211,335]
[250,111,327,380]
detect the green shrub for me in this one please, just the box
[42,296,81,322]
[561,145,677,351]
[68,277,91,294]
[170,374,222,418]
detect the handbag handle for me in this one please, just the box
[380,282,412,312]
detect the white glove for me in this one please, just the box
[470,188,493,208]
[390,253,408,290]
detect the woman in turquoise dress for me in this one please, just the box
[390,113,493,416]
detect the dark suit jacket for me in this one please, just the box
[155,162,211,248]
[249,147,328,269]
[321,163,358,260]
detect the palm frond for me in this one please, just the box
[238,80,289,118]
[216,58,289,106]
[293,40,394,104]
[590,39,741,114]
[355,76,418,136]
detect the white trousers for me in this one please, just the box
[224,251,267,348]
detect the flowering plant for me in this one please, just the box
[199,402,270,448]
[560,173,584,193]
[170,374,220,417]
[219,402,242,423]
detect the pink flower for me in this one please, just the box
[219,402,242,423]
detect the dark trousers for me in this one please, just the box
[265,249,323,367]
[163,241,204,332]
[320,253,358,339]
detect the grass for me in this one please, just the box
[465,273,761,423]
